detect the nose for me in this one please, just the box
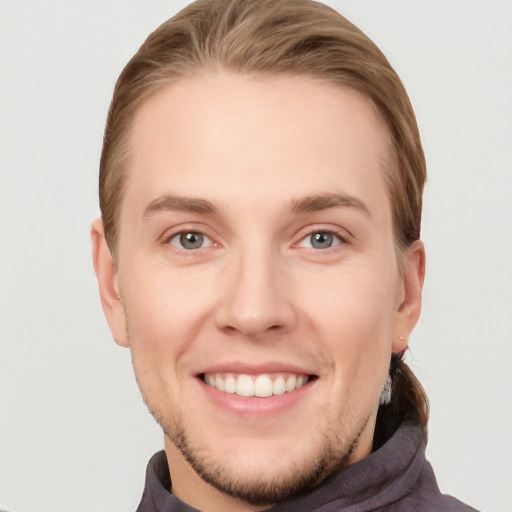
[215,246,297,338]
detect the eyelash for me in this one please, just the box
[163,225,349,255]
[294,227,350,252]
[165,230,216,252]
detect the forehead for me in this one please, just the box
[123,73,391,220]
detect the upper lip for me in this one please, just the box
[195,361,318,377]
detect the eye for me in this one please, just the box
[169,231,212,250]
[298,231,343,250]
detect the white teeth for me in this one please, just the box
[254,375,273,397]
[272,375,286,395]
[236,374,254,397]
[285,375,297,392]
[224,375,236,394]
[203,372,310,397]
[215,375,225,392]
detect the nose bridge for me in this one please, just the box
[216,238,295,337]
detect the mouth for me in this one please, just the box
[200,372,317,398]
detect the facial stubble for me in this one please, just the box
[129,361,369,504]
[125,300,372,505]
[162,412,368,506]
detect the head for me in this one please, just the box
[101,0,425,261]
[92,0,427,509]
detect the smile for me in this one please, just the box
[202,373,311,397]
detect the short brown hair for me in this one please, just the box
[99,0,428,427]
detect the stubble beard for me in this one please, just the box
[126,320,370,506]
[161,415,367,506]
[142,389,369,505]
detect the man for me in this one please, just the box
[91,0,478,510]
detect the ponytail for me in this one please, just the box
[374,352,429,449]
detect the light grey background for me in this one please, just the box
[1,1,511,511]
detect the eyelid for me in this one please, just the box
[168,232,214,250]
[293,225,351,249]
[160,224,221,252]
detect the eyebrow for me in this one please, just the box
[143,192,371,220]
[288,193,371,217]
[143,194,218,219]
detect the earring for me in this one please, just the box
[379,374,392,406]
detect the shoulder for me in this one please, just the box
[390,493,479,512]
[389,460,480,512]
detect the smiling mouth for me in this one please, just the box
[201,372,316,397]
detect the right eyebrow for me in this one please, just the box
[143,193,218,220]
[288,192,371,218]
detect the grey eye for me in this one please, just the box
[170,231,207,250]
[310,232,334,249]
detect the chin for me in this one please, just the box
[158,405,373,506]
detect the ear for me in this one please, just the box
[392,240,426,352]
[91,218,129,347]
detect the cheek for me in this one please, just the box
[121,268,211,410]
[120,263,212,362]
[300,264,398,368]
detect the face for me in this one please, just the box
[92,73,424,511]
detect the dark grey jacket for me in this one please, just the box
[136,423,478,511]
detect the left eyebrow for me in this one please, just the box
[143,193,218,220]
[288,193,371,217]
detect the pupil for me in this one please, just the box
[181,232,203,249]
[312,232,333,249]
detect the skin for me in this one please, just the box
[92,73,424,512]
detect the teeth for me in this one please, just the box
[224,375,236,394]
[286,375,297,392]
[215,375,225,392]
[254,375,273,397]
[236,374,254,397]
[272,375,286,395]
[203,372,310,397]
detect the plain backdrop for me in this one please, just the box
[1,1,511,511]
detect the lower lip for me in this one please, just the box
[197,377,316,417]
